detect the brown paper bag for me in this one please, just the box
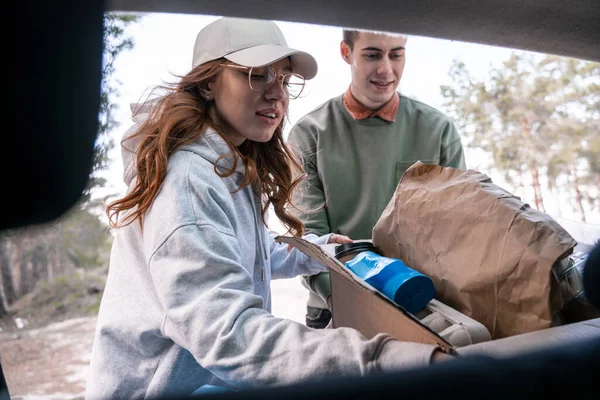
[372,161,577,339]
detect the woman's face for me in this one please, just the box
[207,58,292,146]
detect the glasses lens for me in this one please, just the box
[248,67,273,92]
[284,74,305,99]
[248,67,305,99]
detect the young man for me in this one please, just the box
[288,29,467,329]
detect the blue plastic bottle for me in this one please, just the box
[345,251,435,313]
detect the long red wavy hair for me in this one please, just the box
[106,58,306,236]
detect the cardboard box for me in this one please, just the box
[275,236,492,354]
[275,235,600,356]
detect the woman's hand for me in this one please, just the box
[327,234,353,245]
[287,233,353,252]
[431,349,456,364]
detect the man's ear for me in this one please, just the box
[340,41,352,65]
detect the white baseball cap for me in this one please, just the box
[192,17,318,80]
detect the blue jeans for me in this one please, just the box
[190,384,234,396]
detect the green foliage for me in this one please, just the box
[441,51,600,217]
[85,301,102,314]
[82,13,139,205]
[10,270,107,328]
[59,207,113,269]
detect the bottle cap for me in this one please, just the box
[335,242,380,261]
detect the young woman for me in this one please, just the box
[85,17,448,400]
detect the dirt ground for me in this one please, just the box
[0,277,307,399]
[0,316,97,400]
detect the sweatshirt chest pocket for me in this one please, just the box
[395,159,438,185]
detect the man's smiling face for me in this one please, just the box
[341,32,407,110]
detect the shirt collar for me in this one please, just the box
[342,86,399,122]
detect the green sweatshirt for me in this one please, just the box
[288,93,466,241]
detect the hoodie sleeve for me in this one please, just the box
[268,231,331,279]
[147,195,437,389]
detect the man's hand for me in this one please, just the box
[327,234,353,245]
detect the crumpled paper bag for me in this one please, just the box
[372,161,577,339]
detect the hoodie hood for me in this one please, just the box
[121,99,245,189]
[121,101,153,188]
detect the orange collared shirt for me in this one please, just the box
[342,86,400,122]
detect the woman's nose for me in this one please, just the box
[264,75,287,101]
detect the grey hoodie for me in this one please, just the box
[85,104,439,399]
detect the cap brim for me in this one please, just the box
[225,44,318,80]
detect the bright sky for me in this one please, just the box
[101,12,600,229]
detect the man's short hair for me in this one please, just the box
[342,30,361,50]
[342,29,408,51]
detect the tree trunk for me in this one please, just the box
[47,238,54,282]
[23,260,34,295]
[529,161,546,212]
[523,118,546,212]
[54,224,63,277]
[31,258,42,289]
[572,165,587,223]
[0,287,6,318]
[14,236,24,298]
[0,238,15,315]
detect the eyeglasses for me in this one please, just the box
[220,64,305,99]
